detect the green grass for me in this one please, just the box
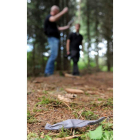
[85,92,90,96]
[105,98,113,107]
[27,132,53,140]
[100,66,113,72]
[71,60,96,70]
[81,110,98,120]
[98,98,104,101]
[43,90,48,94]
[91,98,113,108]
[27,132,38,140]
[27,110,37,123]
[27,125,113,140]
[102,122,113,131]
[27,92,32,95]
[35,96,62,107]
[33,108,47,113]
[56,127,72,138]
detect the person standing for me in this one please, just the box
[66,23,83,76]
[44,5,70,77]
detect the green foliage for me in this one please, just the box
[27,132,38,140]
[89,125,103,139]
[27,92,32,95]
[57,127,71,138]
[43,90,48,94]
[98,98,113,107]
[27,0,113,75]
[27,132,53,140]
[81,111,98,120]
[98,98,103,101]
[33,108,45,113]
[27,0,77,75]
[27,110,37,123]
[27,110,31,120]
[100,66,108,72]
[102,122,113,131]
[85,92,90,96]
[101,131,113,140]
[71,59,97,70]
[27,125,113,140]
[35,135,53,140]
[44,135,53,140]
[73,112,79,118]
[38,97,50,104]
[81,125,113,140]
[100,66,113,72]
[35,96,62,107]
[79,0,113,71]
[105,98,113,107]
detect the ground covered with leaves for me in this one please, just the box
[27,72,113,140]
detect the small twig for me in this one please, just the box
[54,134,82,140]
[72,129,75,136]
[78,113,84,119]
[34,112,48,117]
[77,110,84,119]
[62,101,72,110]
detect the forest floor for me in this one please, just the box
[27,72,113,139]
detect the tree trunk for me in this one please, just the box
[56,0,62,71]
[107,40,111,71]
[95,0,99,70]
[86,0,90,68]
[32,43,35,76]
[41,43,45,73]
[63,0,71,71]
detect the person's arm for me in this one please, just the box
[49,7,68,22]
[66,39,70,55]
[58,25,69,31]
[81,42,84,52]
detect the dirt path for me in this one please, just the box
[27,72,113,138]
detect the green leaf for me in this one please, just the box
[102,131,113,140]
[89,125,103,140]
[45,135,52,140]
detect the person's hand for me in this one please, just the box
[67,51,70,55]
[62,7,68,14]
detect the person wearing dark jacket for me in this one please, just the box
[66,24,83,76]
[44,5,70,76]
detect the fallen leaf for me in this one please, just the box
[65,94,77,99]
[58,95,72,103]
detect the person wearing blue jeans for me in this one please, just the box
[44,37,59,75]
[44,5,70,76]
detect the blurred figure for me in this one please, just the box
[44,5,69,77]
[66,24,83,76]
